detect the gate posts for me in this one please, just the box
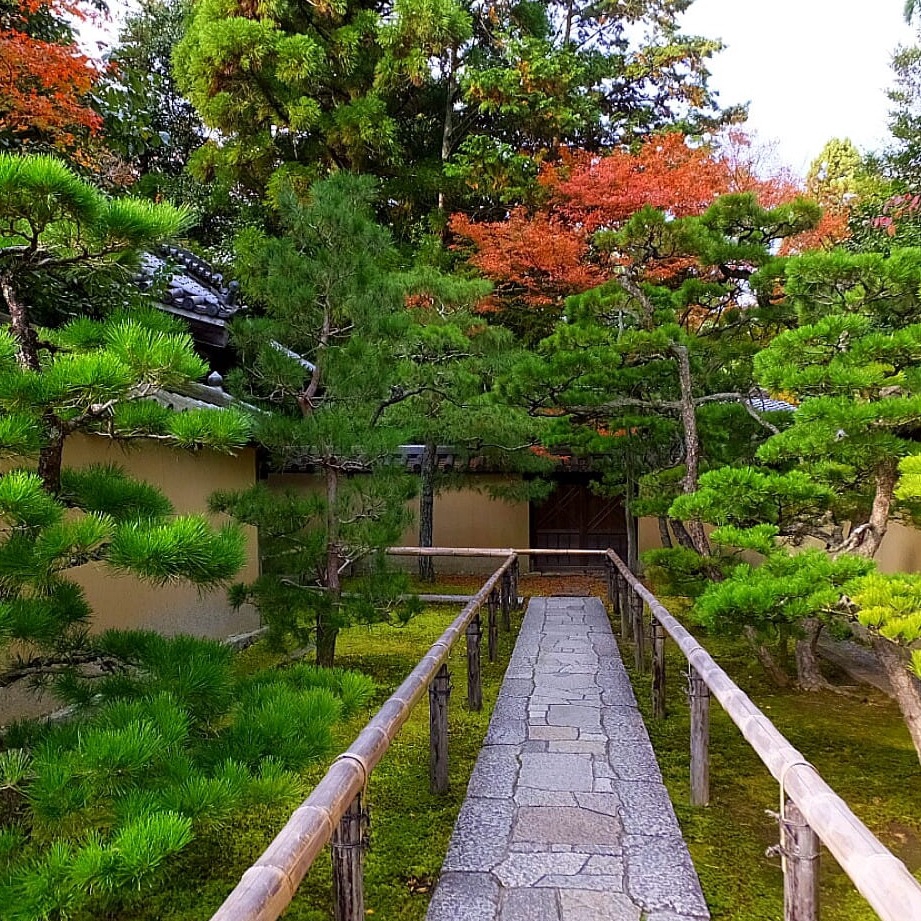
[633,593,646,673]
[652,618,666,719]
[332,792,368,921]
[501,570,512,631]
[782,799,820,921]
[487,587,499,663]
[466,612,483,711]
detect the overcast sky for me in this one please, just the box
[680,1,917,174]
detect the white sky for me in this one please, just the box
[681,1,917,175]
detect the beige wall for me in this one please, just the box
[267,472,531,574]
[30,436,260,640]
[0,437,260,724]
[876,520,921,574]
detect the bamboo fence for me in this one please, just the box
[605,548,921,921]
[210,545,921,921]
[209,552,517,921]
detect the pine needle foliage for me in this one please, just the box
[0,156,348,916]
[0,633,369,920]
[217,174,456,665]
[0,154,254,685]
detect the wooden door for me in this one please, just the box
[529,477,628,571]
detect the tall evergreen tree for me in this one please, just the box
[173,0,739,234]
[212,174,431,666]
[667,246,921,759]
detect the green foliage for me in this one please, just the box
[642,545,729,598]
[692,549,873,634]
[668,467,835,536]
[220,173,436,663]
[173,0,738,237]
[0,155,255,688]
[0,630,372,920]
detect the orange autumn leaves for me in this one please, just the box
[1,0,101,157]
[450,133,848,309]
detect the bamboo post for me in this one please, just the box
[466,612,483,711]
[332,792,367,921]
[782,798,820,921]
[500,571,511,631]
[487,587,498,631]
[619,576,632,639]
[633,594,646,674]
[652,618,666,719]
[689,666,710,806]
[429,664,451,794]
[606,560,615,611]
[487,589,498,663]
[511,557,520,609]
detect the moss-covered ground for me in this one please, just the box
[619,597,921,921]
[130,573,920,921]
[130,601,522,921]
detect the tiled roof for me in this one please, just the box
[137,246,245,338]
[746,392,797,413]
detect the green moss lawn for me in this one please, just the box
[129,602,522,921]
[126,574,921,921]
[621,599,921,921]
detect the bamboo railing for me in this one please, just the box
[211,545,921,921]
[209,552,519,921]
[604,549,921,921]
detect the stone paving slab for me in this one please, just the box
[426,597,710,921]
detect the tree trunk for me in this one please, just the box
[795,618,832,691]
[778,623,792,673]
[672,343,710,556]
[319,464,341,668]
[1,274,40,371]
[418,440,436,583]
[657,516,673,549]
[837,461,897,559]
[871,634,921,765]
[437,46,458,215]
[669,518,697,550]
[744,626,791,688]
[37,421,64,495]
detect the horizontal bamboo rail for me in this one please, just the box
[605,549,921,921]
[387,546,609,557]
[211,553,518,921]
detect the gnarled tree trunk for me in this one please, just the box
[672,343,711,557]
[794,618,833,691]
[871,635,921,765]
[657,516,673,549]
[744,626,791,688]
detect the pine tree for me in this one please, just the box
[0,154,252,685]
[394,300,552,580]
[0,156,369,916]
[669,246,921,760]
[0,639,375,920]
[173,0,739,234]
[212,173,431,666]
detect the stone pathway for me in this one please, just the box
[426,596,710,921]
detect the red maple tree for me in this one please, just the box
[450,132,849,313]
[0,0,102,158]
[450,133,734,308]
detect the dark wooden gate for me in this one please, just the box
[529,476,628,571]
